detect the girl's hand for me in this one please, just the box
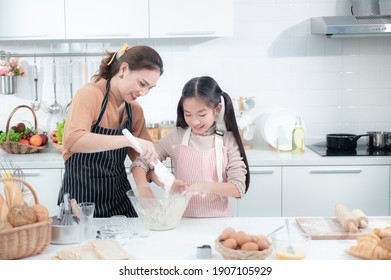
[136,137,158,163]
[184,183,208,197]
[169,179,187,194]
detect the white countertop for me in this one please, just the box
[23,217,358,260]
[2,142,391,169]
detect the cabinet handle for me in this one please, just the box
[250,169,275,175]
[22,172,41,177]
[0,34,49,38]
[309,169,362,174]
[165,31,216,36]
[83,33,133,37]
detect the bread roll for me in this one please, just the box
[347,242,391,260]
[4,181,24,208]
[7,204,37,227]
[352,209,369,228]
[0,194,9,223]
[335,204,358,233]
[379,236,391,252]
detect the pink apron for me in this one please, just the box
[176,128,231,217]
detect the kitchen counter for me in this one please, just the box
[23,217,360,260]
[2,141,391,169]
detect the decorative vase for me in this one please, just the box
[1,76,17,94]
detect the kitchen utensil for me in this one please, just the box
[326,133,369,151]
[285,219,295,255]
[31,58,40,111]
[83,56,89,84]
[51,216,81,245]
[266,225,284,238]
[367,131,391,149]
[122,128,175,194]
[272,230,310,260]
[48,58,62,114]
[62,193,72,226]
[65,57,73,114]
[78,202,95,241]
[70,198,80,224]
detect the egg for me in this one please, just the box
[231,231,252,247]
[223,238,238,249]
[256,238,271,251]
[241,242,259,251]
[220,227,235,241]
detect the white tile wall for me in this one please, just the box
[1,0,391,146]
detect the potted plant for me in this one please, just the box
[0,57,24,94]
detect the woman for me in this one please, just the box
[58,44,164,217]
[131,76,249,217]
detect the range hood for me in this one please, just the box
[311,15,391,38]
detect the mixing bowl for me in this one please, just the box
[271,231,310,260]
[126,188,190,231]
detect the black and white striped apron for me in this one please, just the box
[58,79,137,217]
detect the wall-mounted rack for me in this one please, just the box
[1,50,105,59]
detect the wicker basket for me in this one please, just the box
[215,239,272,260]
[0,177,52,260]
[0,105,48,154]
[52,142,64,154]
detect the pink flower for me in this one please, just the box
[0,58,24,76]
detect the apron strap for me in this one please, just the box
[94,78,111,127]
[182,127,224,183]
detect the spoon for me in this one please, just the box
[65,57,73,114]
[31,59,40,111]
[285,218,295,255]
[48,58,62,114]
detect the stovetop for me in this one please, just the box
[307,143,391,157]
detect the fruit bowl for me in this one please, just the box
[126,188,190,231]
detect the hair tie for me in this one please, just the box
[216,95,227,132]
[107,43,130,66]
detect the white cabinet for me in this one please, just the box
[65,0,149,39]
[282,165,390,217]
[0,0,65,40]
[18,168,62,217]
[236,167,282,217]
[149,0,234,38]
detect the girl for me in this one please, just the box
[58,44,163,217]
[131,76,249,217]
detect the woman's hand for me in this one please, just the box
[183,183,209,197]
[136,137,158,163]
[169,179,187,194]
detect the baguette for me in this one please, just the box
[0,194,9,223]
[351,209,369,228]
[335,204,358,233]
[4,181,24,208]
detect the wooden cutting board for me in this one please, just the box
[296,217,391,240]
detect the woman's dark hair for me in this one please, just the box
[92,45,164,82]
[176,76,250,192]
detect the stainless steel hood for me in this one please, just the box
[311,15,391,37]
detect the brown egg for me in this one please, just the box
[231,231,252,247]
[220,227,236,241]
[241,242,259,251]
[256,238,271,251]
[223,238,238,249]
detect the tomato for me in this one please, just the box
[50,130,58,143]
[29,134,42,146]
[19,139,30,145]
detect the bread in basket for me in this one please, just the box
[214,227,272,260]
[0,177,52,259]
[0,105,48,154]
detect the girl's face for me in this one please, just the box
[183,97,221,134]
[118,64,160,103]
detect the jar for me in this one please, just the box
[146,122,159,143]
[159,120,175,139]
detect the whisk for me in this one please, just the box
[0,155,15,178]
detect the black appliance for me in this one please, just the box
[307,143,391,157]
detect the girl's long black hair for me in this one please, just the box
[176,76,250,193]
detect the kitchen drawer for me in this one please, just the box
[237,166,282,217]
[282,165,390,217]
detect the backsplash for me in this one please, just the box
[1,0,391,147]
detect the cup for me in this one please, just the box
[79,202,95,240]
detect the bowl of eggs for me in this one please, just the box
[215,227,272,260]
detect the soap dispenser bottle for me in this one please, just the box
[292,116,305,154]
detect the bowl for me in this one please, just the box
[99,225,131,246]
[271,231,310,260]
[126,189,190,231]
[51,216,81,245]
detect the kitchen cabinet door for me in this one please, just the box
[15,168,62,217]
[282,165,390,217]
[65,0,149,39]
[0,0,65,40]
[149,0,234,38]
[237,167,282,217]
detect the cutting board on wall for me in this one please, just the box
[296,217,391,240]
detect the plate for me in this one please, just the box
[259,109,304,151]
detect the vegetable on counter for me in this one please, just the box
[50,119,66,145]
[0,122,47,147]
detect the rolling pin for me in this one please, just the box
[335,204,359,233]
[352,209,369,229]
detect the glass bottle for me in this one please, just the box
[292,116,305,154]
